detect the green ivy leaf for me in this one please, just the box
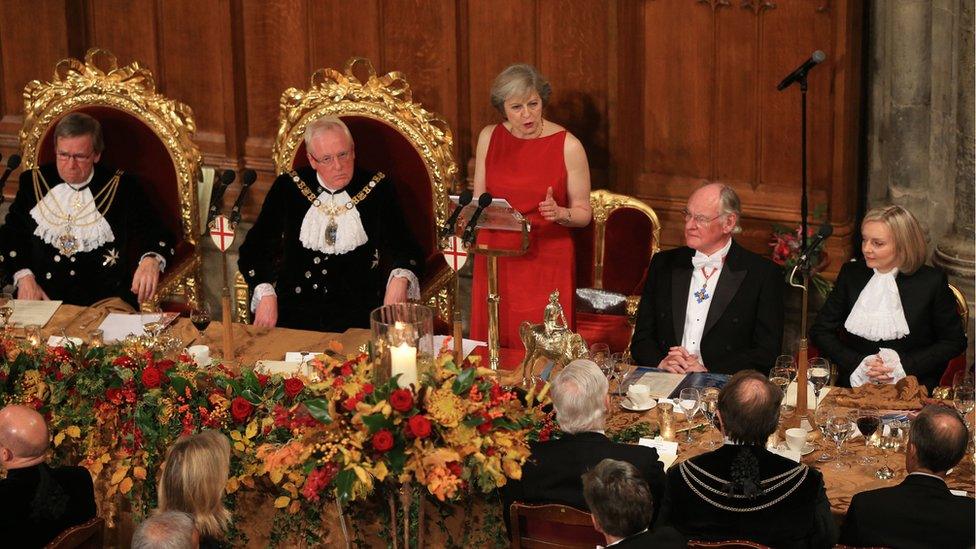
[334,468,356,504]
[168,375,188,396]
[388,447,406,473]
[303,398,331,424]
[243,370,260,393]
[240,389,261,405]
[452,367,476,396]
[361,413,391,433]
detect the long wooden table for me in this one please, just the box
[34,304,976,546]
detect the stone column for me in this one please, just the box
[933,0,975,350]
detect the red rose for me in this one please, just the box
[477,413,493,434]
[284,378,305,398]
[156,359,176,372]
[105,388,123,405]
[340,364,353,377]
[389,389,414,412]
[407,414,432,439]
[372,429,394,452]
[342,397,360,411]
[256,373,270,387]
[447,461,462,477]
[230,396,254,423]
[362,383,374,394]
[141,366,163,389]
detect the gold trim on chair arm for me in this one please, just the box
[949,283,969,329]
[144,253,202,312]
[234,271,251,325]
[589,189,661,289]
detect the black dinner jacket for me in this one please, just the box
[502,431,666,529]
[0,463,97,547]
[657,444,835,549]
[630,240,784,374]
[810,260,966,390]
[839,473,975,549]
[610,526,687,549]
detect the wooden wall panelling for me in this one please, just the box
[538,0,610,187]
[88,0,160,76]
[307,0,381,72]
[0,0,72,145]
[609,0,645,198]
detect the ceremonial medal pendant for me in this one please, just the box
[325,216,338,246]
[57,231,79,257]
[694,286,710,304]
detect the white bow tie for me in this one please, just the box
[692,253,724,270]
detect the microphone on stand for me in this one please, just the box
[777,50,826,91]
[797,223,833,266]
[461,193,493,247]
[229,169,257,227]
[206,169,236,228]
[0,154,22,204]
[439,189,473,241]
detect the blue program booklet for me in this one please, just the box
[620,367,730,398]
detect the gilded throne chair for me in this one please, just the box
[572,190,661,353]
[234,57,457,325]
[18,48,203,311]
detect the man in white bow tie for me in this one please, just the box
[238,116,422,331]
[630,183,784,375]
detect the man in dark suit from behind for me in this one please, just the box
[0,404,97,547]
[582,458,685,548]
[840,404,975,549]
[657,370,836,548]
[630,182,784,374]
[503,360,666,529]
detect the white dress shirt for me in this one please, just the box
[681,238,733,362]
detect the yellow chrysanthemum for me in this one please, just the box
[426,387,465,428]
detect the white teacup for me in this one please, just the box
[188,344,211,366]
[785,427,807,452]
[626,384,653,407]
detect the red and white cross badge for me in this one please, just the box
[441,235,468,271]
[209,215,235,252]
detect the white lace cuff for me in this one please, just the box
[251,283,276,313]
[13,269,33,286]
[387,269,420,301]
[139,252,167,273]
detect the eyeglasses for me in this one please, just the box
[681,209,724,227]
[56,151,95,163]
[308,150,352,166]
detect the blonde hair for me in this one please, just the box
[862,205,927,274]
[489,64,552,115]
[158,430,231,540]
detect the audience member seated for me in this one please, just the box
[581,458,686,548]
[840,405,974,549]
[630,183,783,375]
[657,370,836,548]
[503,359,666,527]
[0,404,97,547]
[158,430,231,549]
[811,205,966,390]
[132,510,199,549]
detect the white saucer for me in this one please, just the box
[778,442,816,456]
[194,358,213,368]
[620,398,657,412]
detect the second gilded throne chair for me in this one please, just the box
[234,58,457,325]
[17,48,203,311]
[572,190,661,353]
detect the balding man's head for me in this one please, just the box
[0,405,50,467]
[909,405,969,475]
[717,370,782,445]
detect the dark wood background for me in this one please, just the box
[0,0,863,271]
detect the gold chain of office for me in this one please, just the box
[291,170,384,216]
[32,168,122,228]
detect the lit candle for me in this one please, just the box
[390,341,418,388]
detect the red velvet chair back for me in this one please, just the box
[291,115,436,261]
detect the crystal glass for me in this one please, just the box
[769,366,793,416]
[852,407,881,464]
[609,352,631,394]
[0,292,13,331]
[87,328,103,348]
[700,387,721,448]
[774,354,798,381]
[678,388,701,443]
[876,419,908,480]
[24,324,41,347]
[369,303,434,389]
[954,386,975,429]
[140,309,166,338]
[813,403,834,462]
[826,413,853,469]
[589,343,612,378]
[808,357,830,412]
[189,302,212,343]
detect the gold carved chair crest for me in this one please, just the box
[234,57,458,324]
[19,48,203,310]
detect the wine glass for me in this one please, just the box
[876,419,908,480]
[589,343,611,377]
[808,357,831,412]
[189,302,212,343]
[610,352,631,395]
[954,386,975,429]
[678,388,701,443]
[700,387,721,448]
[774,354,798,381]
[852,407,881,464]
[141,309,166,338]
[826,413,853,469]
[0,292,14,331]
[769,366,793,416]
[813,403,834,462]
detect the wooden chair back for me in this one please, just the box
[508,503,605,549]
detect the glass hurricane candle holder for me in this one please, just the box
[370,303,434,389]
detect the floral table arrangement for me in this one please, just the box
[0,336,552,547]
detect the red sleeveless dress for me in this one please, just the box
[470,124,576,368]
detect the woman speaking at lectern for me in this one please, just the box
[469,64,591,366]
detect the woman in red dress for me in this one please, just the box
[470,64,592,368]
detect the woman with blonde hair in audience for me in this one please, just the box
[158,429,231,549]
[811,205,966,390]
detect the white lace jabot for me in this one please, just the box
[844,268,910,341]
[298,175,368,255]
[30,181,115,254]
